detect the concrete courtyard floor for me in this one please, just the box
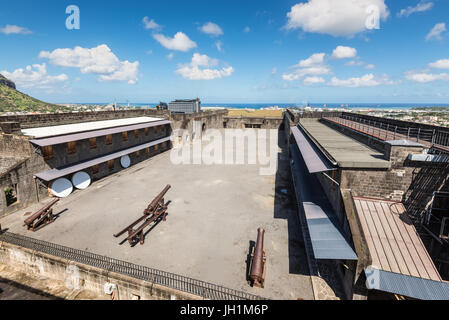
[0,129,313,300]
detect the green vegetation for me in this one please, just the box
[0,74,71,114]
[4,187,17,206]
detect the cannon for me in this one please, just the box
[24,198,59,231]
[114,185,171,245]
[248,228,266,288]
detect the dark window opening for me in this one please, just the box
[134,130,139,138]
[42,146,54,160]
[5,185,17,206]
[223,122,227,128]
[144,128,149,136]
[153,126,159,134]
[92,164,99,174]
[146,147,150,156]
[122,131,128,141]
[68,141,77,155]
[245,124,261,129]
[154,144,159,151]
[202,123,206,132]
[136,150,140,158]
[89,137,97,149]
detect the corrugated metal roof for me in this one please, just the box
[353,196,441,281]
[353,196,449,299]
[34,136,171,182]
[30,120,171,147]
[23,117,164,138]
[290,144,358,260]
[365,267,449,300]
[291,126,336,174]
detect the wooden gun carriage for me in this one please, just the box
[114,185,171,246]
[23,198,59,231]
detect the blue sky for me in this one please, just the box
[0,0,449,104]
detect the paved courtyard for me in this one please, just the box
[0,129,313,300]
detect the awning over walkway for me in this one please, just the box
[34,136,170,182]
[290,143,358,260]
[30,120,171,147]
[291,126,335,174]
[353,196,449,300]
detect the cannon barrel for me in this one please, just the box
[24,198,59,226]
[144,184,171,214]
[249,228,265,283]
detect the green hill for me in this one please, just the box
[0,74,70,113]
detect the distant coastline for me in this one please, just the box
[57,102,449,111]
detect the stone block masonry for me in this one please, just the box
[0,240,203,300]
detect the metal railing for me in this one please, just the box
[0,231,265,300]
[324,115,449,150]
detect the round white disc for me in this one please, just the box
[120,155,131,168]
[72,171,91,190]
[50,178,73,198]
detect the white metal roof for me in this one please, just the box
[21,117,164,138]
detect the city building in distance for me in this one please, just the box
[168,99,201,114]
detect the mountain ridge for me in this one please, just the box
[0,74,70,113]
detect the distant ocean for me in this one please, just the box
[75,102,449,110]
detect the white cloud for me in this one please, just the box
[429,59,449,69]
[297,53,326,67]
[153,32,197,52]
[329,73,395,87]
[271,67,277,75]
[167,53,174,60]
[1,63,68,88]
[365,64,376,69]
[191,53,218,67]
[405,71,449,83]
[284,0,389,37]
[142,17,161,30]
[244,26,251,33]
[0,24,32,35]
[304,76,325,85]
[398,1,433,18]
[426,23,446,41]
[176,53,234,80]
[332,46,357,59]
[199,22,223,37]
[39,44,139,84]
[283,53,331,81]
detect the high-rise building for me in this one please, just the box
[168,98,201,114]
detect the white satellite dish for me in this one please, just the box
[50,178,73,198]
[120,155,131,168]
[72,171,91,190]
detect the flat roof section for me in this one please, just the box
[353,196,449,299]
[291,126,336,173]
[34,136,171,181]
[299,119,390,169]
[22,117,164,138]
[30,120,171,147]
[290,144,358,260]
